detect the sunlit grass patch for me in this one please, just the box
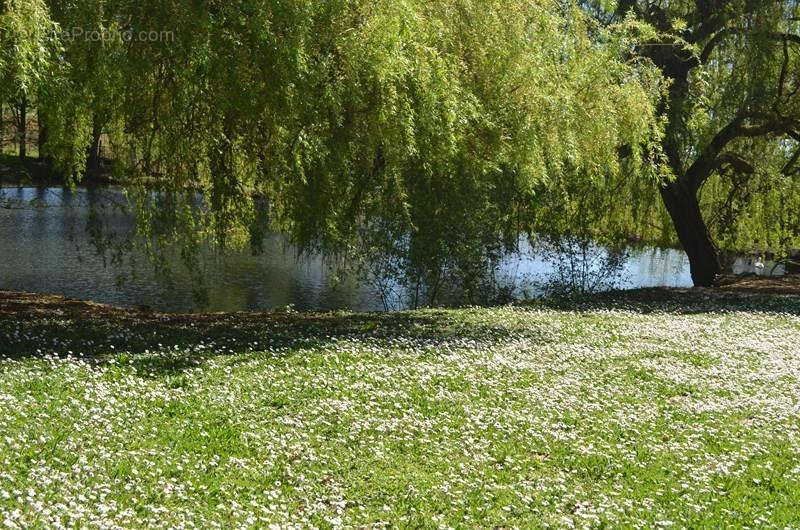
[0,291,799,527]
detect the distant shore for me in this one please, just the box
[0,154,121,187]
[2,274,798,322]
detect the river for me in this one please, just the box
[0,187,783,312]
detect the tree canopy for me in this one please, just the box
[586,0,800,284]
[2,0,798,298]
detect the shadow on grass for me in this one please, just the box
[535,287,800,316]
[0,288,797,377]
[0,291,549,375]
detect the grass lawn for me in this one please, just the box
[0,289,799,528]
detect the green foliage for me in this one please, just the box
[1,0,668,300]
[0,0,59,98]
[592,1,800,253]
[5,0,798,297]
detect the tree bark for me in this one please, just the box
[660,180,721,287]
[653,52,724,288]
[86,116,103,175]
[37,109,51,168]
[18,95,27,160]
[788,250,800,275]
[0,102,4,154]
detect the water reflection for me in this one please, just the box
[0,187,781,312]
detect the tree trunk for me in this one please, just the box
[37,109,50,166]
[86,116,103,175]
[788,250,800,275]
[0,102,4,154]
[18,95,27,160]
[660,180,721,287]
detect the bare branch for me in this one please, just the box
[685,115,798,190]
[713,152,755,176]
[699,29,800,65]
[778,37,790,103]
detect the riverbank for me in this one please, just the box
[2,271,799,320]
[0,155,119,187]
[1,287,799,527]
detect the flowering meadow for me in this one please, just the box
[0,290,799,528]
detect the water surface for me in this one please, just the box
[0,187,780,312]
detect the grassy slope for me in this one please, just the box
[0,290,799,528]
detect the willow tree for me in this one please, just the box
[0,0,60,160]
[586,1,800,286]
[8,0,666,301]
[87,0,665,300]
[38,0,127,177]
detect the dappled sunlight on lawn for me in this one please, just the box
[0,290,799,527]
